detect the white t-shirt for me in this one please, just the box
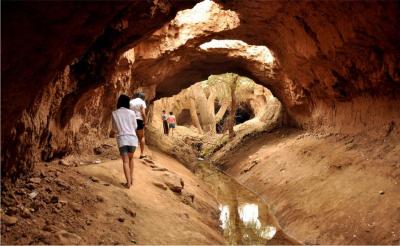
[112,108,138,147]
[129,98,146,120]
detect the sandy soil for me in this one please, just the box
[221,128,400,245]
[1,145,224,245]
[2,128,399,245]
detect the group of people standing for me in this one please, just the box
[111,93,178,189]
[111,92,147,189]
[161,110,176,136]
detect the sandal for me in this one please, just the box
[121,182,131,189]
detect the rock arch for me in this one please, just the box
[2,0,400,178]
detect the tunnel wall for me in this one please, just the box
[2,1,400,178]
[2,0,200,178]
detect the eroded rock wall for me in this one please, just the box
[132,1,400,133]
[2,1,199,177]
[2,1,400,178]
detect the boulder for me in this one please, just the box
[1,214,18,226]
[161,173,184,193]
[54,230,84,245]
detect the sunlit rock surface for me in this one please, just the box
[2,0,400,177]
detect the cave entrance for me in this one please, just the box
[235,102,255,125]
[149,72,282,137]
[177,109,192,126]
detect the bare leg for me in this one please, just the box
[137,130,145,156]
[121,154,131,188]
[128,152,134,186]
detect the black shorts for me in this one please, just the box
[119,146,136,155]
[136,119,144,130]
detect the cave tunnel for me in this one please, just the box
[235,102,255,125]
[176,109,192,126]
[2,0,400,245]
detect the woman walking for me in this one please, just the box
[167,111,176,136]
[112,94,138,189]
[130,92,147,159]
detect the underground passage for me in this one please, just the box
[2,0,400,245]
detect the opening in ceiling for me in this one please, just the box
[199,39,275,65]
[132,0,240,60]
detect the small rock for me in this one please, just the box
[2,197,15,207]
[131,239,137,244]
[118,217,125,222]
[240,160,259,174]
[162,173,184,193]
[143,158,155,165]
[55,179,70,189]
[40,170,46,178]
[86,219,92,225]
[1,214,18,226]
[29,177,41,184]
[54,230,83,244]
[181,191,195,206]
[15,188,26,195]
[21,207,32,218]
[42,224,61,232]
[197,157,204,161]
[166,183,183,193]
[152,182,168,190]
[70,202,82,213]
[29,191,39,199]
[60,200,68,205]
[25,183,36,190]
[151,167,168,172]
[58,160,70,166]
[123,207,136,218]
[56,203,63,209]
[50,196,59,203]
[6,207,18,216]
[31,200,45,211]
[103,183,110,186]
[90,176,100,182]
[96,195,105,202]
[94,147,105,155]
[379,190,385,195]
[92,160,101,164]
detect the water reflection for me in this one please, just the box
[219,202,277,244]
[196,162,291,245]
[239,203,277,240]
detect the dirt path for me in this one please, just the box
[77,149,224,244]
[1,147,224,245]
[221,129,400,244]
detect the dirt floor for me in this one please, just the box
[2,128,399,245]
[220,128,400,245]
[1,145,224,245]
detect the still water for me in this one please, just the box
[195,161,300,245]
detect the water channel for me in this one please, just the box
[195,160,300,245]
